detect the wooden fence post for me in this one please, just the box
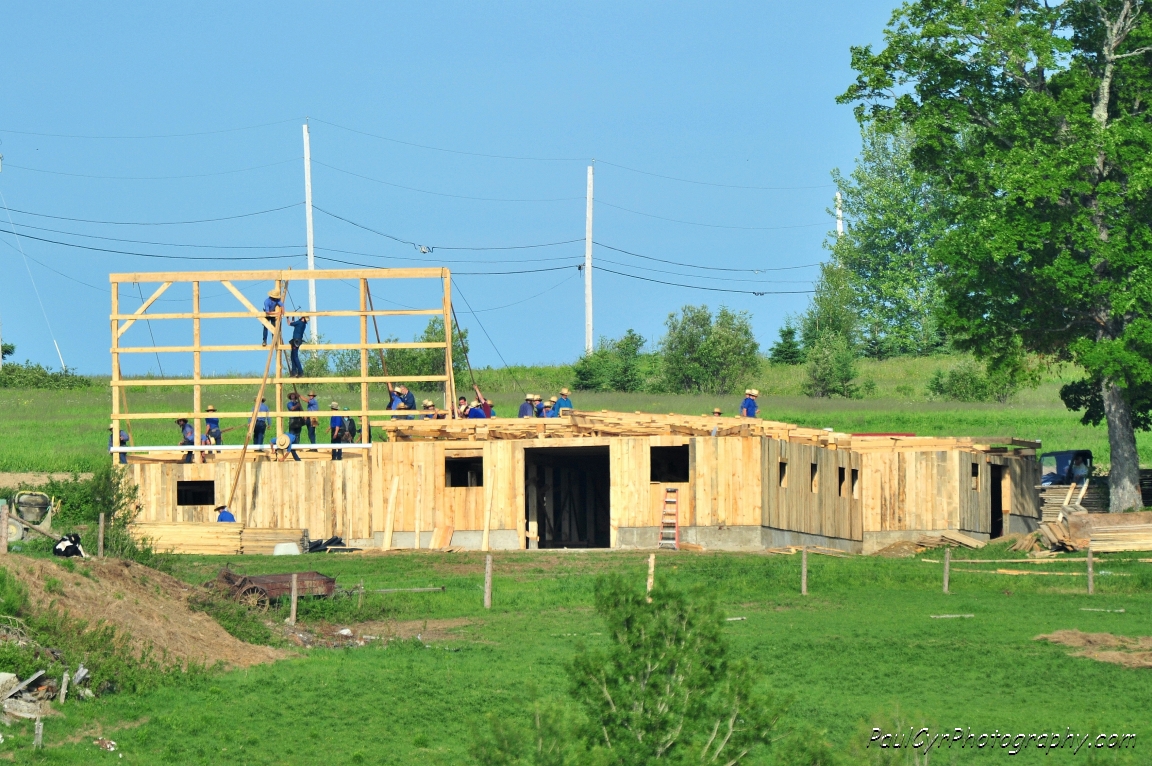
[59,672,69,704]
[33,718,43,749]
[0,500,8,555]
[943,548,951,595]
[1087,548,1094,595]
[288,573,298,625]
[801,547,808,596]
[484,555,493,609]
[98,513,105,558]
[646,553,656,601]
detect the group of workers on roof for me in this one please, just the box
[516,388,574,418]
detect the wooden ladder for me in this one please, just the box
[659,488,679,550]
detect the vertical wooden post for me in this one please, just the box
[33,718,42,749]
[98,513,105,558]
[414,464,424,550]
[0,500,8,554]
[383,475,399,550]
[481,486,493,552]
[483,554,493,609]
[110,281,120,463]
[646,553,655,602]
[1087,548,1094,595]
[801,547,808,595]
[289,573,298,625]
[442,270,455,417]
[359,279,369,446]
[943,548,951,594]
[192,281,203,463]
[274,279,284,440]
[59,671,69,704]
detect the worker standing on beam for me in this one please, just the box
[306,391,319,447]
[251,398,269,445]
[176,417,194,464]
[329,402,345,461]
[287,315,308,378]
[108,426,128,465]
[262,287,283,347]
[555,388,573,412]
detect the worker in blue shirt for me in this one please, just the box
[545,396,560,418]
[329,402,345,460]
[740,389,759,418]
[215,505,236,522]
[287,315,308,377]
[204,404,222,445]
[555,388,573,412]
[518,393,535,418]
[176,417,195,463]
[533,395,546,417]
[262,288,283,346]
[467,400,487,418]
[251,398,270,445]
[108,426,129,464]
[306,391,319,446]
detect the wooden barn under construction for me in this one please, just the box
[111,268,1043,555]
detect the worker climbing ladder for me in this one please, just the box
[658,488,679,550]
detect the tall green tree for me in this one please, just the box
[659,305,760,395]
[573,330,650,393]
[830,122,947,357]
[799,263,859,352]
[842,0,1152,510]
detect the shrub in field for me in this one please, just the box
[659,306,760,395]
[802,333,861,399]
[574,330,651,393]
[473,576,780,765]
[769,324,806,365]
[925,358,1033,404]
[0,360,96,390]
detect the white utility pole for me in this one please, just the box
[584,164,594,355]
[835,191,844,237]
[303,123,318,341]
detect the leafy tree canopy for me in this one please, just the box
[841,0,1152,509]
[659,305,760,395]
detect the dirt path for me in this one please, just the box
[7,555,286,668]
[0,472,93,489]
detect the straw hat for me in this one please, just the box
[330,402,340,410]
[713,408,722,415]
[560,388,570,396]
[275,433,291,450]
[175,417,188,424]
[470,400,480,407]
[749,389,760,397]
[268,288,282,299]
[206,405,217,412]
[549,396,558,403]
[525,393,533,400]
[308,391,316,397]
[422,399,435,408]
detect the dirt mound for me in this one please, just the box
[279,618,472,649]
[873,540,923,558]
[6,555,286,669]
[1036,629,1152,669]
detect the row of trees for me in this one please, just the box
[813,0,1152,511]
[573,306,761,395]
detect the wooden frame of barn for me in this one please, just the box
[111,268,1042,555]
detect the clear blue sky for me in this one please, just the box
[0,2,894,375]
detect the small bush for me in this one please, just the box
[769,324,806,365]
[659,305,761,394]
[574,330,652,393]
[802,333,860,398]
[0,360,97,390]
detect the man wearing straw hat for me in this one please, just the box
[740,389,759,419]
[518,393,535,418]
[261,287,283,346]
[544,395,560,418]
[329,402,345,461]
[176,417,195,463]
[204,405,222,446]
[421,399,441,420]
[555,388,573,412]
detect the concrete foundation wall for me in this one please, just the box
[1007,515,1040,535]
[760,527,862,554]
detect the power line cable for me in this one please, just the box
[596,265,815,296]
[593,241,823,273]
[593,256,814,284]
[451,279,525,395]
[0,189,67,370]
[0,227,304,261]
[5,157,300,181]
[598,200,829,231]
[467,273,579,313]
[313,160,582,203]
[316,245,581,266]
[135,282,165,377]
[314,205,583,252]
[0,118,299,139]
[0,236,108,292]
[596,160,834,190]
[311,118,586,162]
[6,220,303,250]
[3,202,301,226]
[315,253,577,276]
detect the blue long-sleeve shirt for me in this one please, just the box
[254,403,270,425]
[289,318,308,342]
[205,417,220,430]
[307,397,319,412]
[518,401,534,418]
[262,296,282,314]
[740,397,758,418]
[555,396,573,411]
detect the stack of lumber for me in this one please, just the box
[1009,533,1043,553]
[1038,470,1152,521]
[1087,510,1152,553]
[130,523,307,555]
[239,528,307,555]
[131,522,241,555]
[916,530,988,550]
[1037,521,1077,552]
[765,545,851,557]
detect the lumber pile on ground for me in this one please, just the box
[765,545,851,557]
[916,530,988,550]
[130,523,306,555]
[1037,521,1077,552]
[1090,525,1152,553]
[1039,470,1152,521]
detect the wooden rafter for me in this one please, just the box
[116,281,172,338]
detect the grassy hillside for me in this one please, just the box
[3,355,1148,473]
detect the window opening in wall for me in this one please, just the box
[810,463,819,493]
[446,457,484,487]
[176,480,214,506]
[851,468,860,499]
[650,446,689,483]
[778,461,788,488]
[970,462,979,491]
[838,467,846,497]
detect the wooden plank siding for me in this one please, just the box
[690,437,761,528]
[610,438,651,545]
[762,438,861,541]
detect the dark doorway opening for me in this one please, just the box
[525,447,610,549]
[650,446,689,483]
[177,480,215,506]
[990,464,1004,539]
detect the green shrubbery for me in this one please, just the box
[925,359,1033,404]
[0,360,96,390]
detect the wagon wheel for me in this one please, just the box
[236,586,269,613]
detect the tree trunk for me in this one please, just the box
[1102,378,1143,512]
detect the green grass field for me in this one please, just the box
[2,546,1149,764]
[4,354,1149,473]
